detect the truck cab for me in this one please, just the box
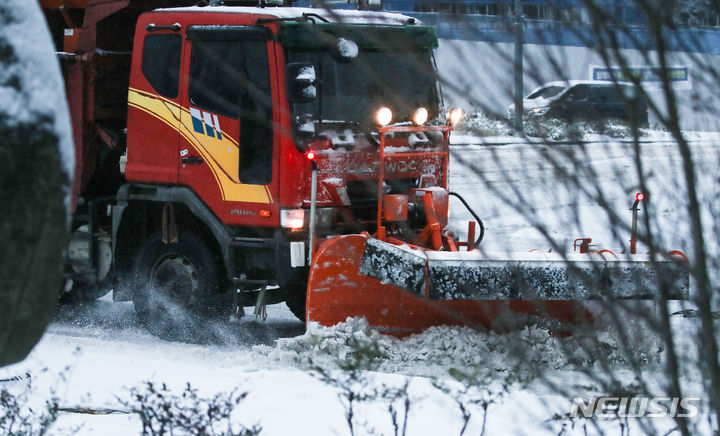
[111,6,446,337]
[126,7,441,227]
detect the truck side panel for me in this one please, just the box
[125,25,182,184]
[40,0,199,209]
[126,11,291,228]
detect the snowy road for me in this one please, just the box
[448,134,720,255]
[49,296,305,348]
[2,135,718,435]
[10,298,707,435]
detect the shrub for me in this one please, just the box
[121,382,261,436]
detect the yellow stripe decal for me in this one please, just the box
[128,89,271,204]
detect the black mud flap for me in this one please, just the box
[359,238,689,301]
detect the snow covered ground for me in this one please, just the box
[448,131,720,259]
[3,298,711,435]
[1,299,711,435]
[1,133,718,435]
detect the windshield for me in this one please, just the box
[288,48,439,126]
[527,85,565,100]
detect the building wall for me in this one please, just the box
[402,12,720,131]
[291,1,720,130]
[434,37,720,131]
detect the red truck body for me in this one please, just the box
[41,1,686,338]
[40,0,451,334]
[126,9,291,229]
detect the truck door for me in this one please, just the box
[126,31,183,184]
[179,26,277,222]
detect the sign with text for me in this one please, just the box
[589,65,692,90]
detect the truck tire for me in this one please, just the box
[131,230,227,341]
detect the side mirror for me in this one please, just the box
[286,63,317,103]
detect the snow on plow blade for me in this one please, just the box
[306,234,689,335]
[361,238,688,301]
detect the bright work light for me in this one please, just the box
[413,107,429,126]
[376,107,393,126]
[448,107,463,126]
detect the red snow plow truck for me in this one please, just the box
[41,0,688,338]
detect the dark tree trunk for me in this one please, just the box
[0,1,71,367]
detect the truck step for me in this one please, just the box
[232,277,270,290]
[231,237,273,248]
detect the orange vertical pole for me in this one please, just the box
[376,131,386,241]
[442,129,450,188]
[467,221,476,251]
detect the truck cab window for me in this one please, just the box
[142,34,181,99]
[189,37,273,185]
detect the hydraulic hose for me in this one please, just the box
[448,191,485,248]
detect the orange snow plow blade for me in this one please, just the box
[305,234,689,336]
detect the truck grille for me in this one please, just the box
[345,178,417,222]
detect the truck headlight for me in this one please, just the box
[281,209,305,230]
[412,107,429,126]
[448,107,463,126]
[376,107,393,126]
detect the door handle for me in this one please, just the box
[182,156,203,164]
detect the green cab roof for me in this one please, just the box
[278,21,438,50]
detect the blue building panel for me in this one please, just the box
[383,0,583,6]
[290,0,720,54]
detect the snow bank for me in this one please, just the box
[255,317,394,369]
[256,316,663,378]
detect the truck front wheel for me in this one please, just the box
[131,230,227,341]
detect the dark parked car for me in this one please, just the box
[507,81,648,124]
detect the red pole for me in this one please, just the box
[630,193,644,254]
[376,131,386,241]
